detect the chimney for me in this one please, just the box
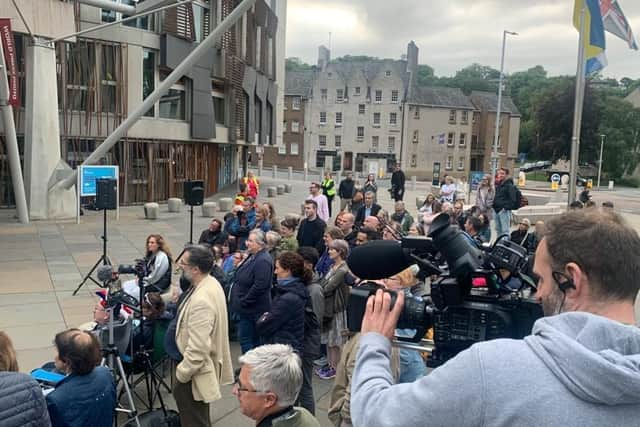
[406,41,418,75]
[318,45,331,71]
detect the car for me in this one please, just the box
[546,171,588,186]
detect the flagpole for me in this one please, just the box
[569,4,587,204]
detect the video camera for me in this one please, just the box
[346,213,542,367]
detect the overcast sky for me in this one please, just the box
[284,0,640,79]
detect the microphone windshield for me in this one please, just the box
[97,265,114,283]
[347,240,413,280]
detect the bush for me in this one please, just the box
[613,176,640,188]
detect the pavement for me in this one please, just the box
[1,173,639,426]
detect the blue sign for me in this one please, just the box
[80,165,118,197]
[470,171,486,191]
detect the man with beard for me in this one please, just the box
[391,201,413,234]
[350,209,640,427]
[174,244,234,427]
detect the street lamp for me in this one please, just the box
[491,30,518,179]
[597,133,605,188]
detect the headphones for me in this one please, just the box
[552,271,576,293]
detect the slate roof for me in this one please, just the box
[285,70,315,97]
[325,59,410,88]
[408,86,476,110]
[470,91,521,116]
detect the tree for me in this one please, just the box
[449,63,500,94]
[507,65,551,122]
[286,57,313,72]
[598,96,640,178]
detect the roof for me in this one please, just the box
[285,71,315,97]
[408,86,475,109]
[470,91,521,116]
[324,58,410,88]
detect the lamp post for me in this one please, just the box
[491,30,518,179]
[597,133,605,189]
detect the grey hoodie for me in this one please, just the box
[351,312,640,427]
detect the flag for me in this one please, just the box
[600,0,638,50]
[574,0,607,74]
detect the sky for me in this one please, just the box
[284,0,640,79]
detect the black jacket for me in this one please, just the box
[355,203,382,226]
[493,178,517,212]
[297,217,327,254]
[0,372,51,427]
[338,179,356,199]
[391,170,406,190]
[198,229,228,246]
[256,277,308,354]
[230,249,273,316]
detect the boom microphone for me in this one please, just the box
[97,265,114,283]
[347,240,414,280]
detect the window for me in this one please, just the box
[385,70,391,76]
[388,136,396,152]
[372,136,379,152]
[411,154,417,167]
[142,49,155,117]
[446,155,453,170]
[375,90,382,103]
[159,71,186,120]
[449,110,456,124]
[100,45,118,113]
[389,112,397,125]
[213,96,225,125]
[447,132,455,146]
[335,112,343,126]
[335,135,342,147]
[291,142,299,155]
[320,111,327,125]
[321,89,327,102]
[373,112,381,126]
[357,126,365,140]
[336,89,344,103]
[391,90,399,103]
[458,156,465,170]
[278,145,286,155]
[291,120,300,133]
[319,135,327,146]
[473,112,478,124]
[192,3,208,43]
[102,0,151,30]
[292,96,301,110]
[459,133,466,146]
[412,130,419,143]
[461,110,469,124]
[359,104,365,114]
[283,120,288,132]
[413,106,420,119]
[355,86,361,96]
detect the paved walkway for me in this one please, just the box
[0,175,639,425]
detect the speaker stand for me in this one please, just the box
[175,204,195,264]
[73,209,112,296]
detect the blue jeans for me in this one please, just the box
[236,313,261,354]
[495,209,511,240]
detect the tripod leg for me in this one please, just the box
[73,254,107,296]
[115,356,141,427]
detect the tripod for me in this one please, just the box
[102,305,140,427]
[175,203,195,264]
[74,208,111,295]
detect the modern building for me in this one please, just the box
[0,0,286,213]
[469,91,521,173]
[401,86,476,181]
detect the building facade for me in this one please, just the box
[0,0,285,207]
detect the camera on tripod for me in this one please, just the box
[347,213,543,367]
[117,259,148,279]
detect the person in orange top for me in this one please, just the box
[243,171,260,199]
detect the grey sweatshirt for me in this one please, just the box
[351,312,640,427]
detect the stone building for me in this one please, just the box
[0,0,286,212]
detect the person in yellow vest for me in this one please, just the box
[235,182,249,206]
[243,171,260,199]
[321,171,337,218]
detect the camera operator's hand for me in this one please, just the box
[361,289,404,340]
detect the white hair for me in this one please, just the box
[238,344,302,407]
[266,231,281,247]
[249,229,266,247]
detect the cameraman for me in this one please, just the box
[351,209,640,427]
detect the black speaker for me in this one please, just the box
[184,180,204,206]
[96,178,117,210]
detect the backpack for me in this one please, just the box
[302,300,321,359]
[514,188,528,210]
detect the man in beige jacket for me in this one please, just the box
[174,244,234,426]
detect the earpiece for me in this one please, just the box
[557,279,576,293]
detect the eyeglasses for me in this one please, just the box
[233,379,264,394]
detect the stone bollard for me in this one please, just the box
[144,202,159,220]
[416,196,426,210]
[411,176,417,191]
[272,165,278,178]
[201,202,218,217]
[288,166,293,181]
[168,197,182,213]
[608,180,615,190]
[267,187,277,198]
[277,185,285,195]
[284,184,293,193]
[304,168,308,181]
[218,197,233,212]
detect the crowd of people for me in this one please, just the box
[1,165,636,427]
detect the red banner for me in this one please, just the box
[0,18,19,108]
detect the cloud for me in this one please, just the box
[285,0,640,78]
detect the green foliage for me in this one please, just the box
[286,57,314,72]
[615,176,640,188]
[597,96,640,178]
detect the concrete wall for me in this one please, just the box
[477,110,516,172]
[0,0,75,40]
